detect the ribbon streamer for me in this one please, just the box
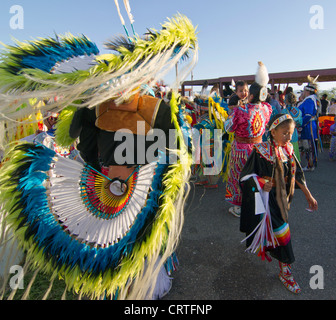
[123,0,136,36]
[114,0,131,40]
[240,174,279,261]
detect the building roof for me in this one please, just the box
[182,68,336,87]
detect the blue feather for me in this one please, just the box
[13,35,99,73]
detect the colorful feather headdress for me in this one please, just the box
[0,13,198,145]
[305,75,319,93]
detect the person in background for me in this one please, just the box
[263,92,281,142]
[193,84,229,189]
[23,111,59,148]
[36,112,59,136]
[227,80,249,114]
[267,90,282,115]
[320,93,329,116]
[278,90,285,108]
[224,62,272,217]
[298,76,321,172]
[222,83,234,100]
[328,116,336,161]
[282,92,302,161]
[327,98,336,115]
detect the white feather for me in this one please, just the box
[255,61,269,87]
[48,156,157,246]
[123,0,134,24]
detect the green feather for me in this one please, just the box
[54,106,77,147]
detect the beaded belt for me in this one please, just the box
[235,135,262,144]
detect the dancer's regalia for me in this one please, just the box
[239,114,307,294]
[329,122,336,161]
[0,13,198,300]
[224,62,272,215]
[282,93,302,161]
[240,137,305,263]
[192,91,231,187]
[298,76,321,170]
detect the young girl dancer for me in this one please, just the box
[240,113,318,293]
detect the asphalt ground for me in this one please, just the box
[164,149,336,300]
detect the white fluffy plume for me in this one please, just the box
[255,61,269,87]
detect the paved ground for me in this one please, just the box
[164,149,336,300]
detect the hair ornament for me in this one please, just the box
[255,61,269,101]
[269,114,293,131]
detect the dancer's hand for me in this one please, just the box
[307,195,318,211]
[262,181,273,192]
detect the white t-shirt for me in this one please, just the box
[327,103,336,115]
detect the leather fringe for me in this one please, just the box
[274,150,296,223]
[274,154,289,222]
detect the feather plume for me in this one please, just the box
[307,74,319,84]
[255,61,269,87]
[104,35,135,53]
[54,106,77,147]
[123,0,135,25]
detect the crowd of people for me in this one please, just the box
[187,76,336,176]
[182,63,336,294]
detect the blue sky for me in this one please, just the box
[1,0,336,91]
